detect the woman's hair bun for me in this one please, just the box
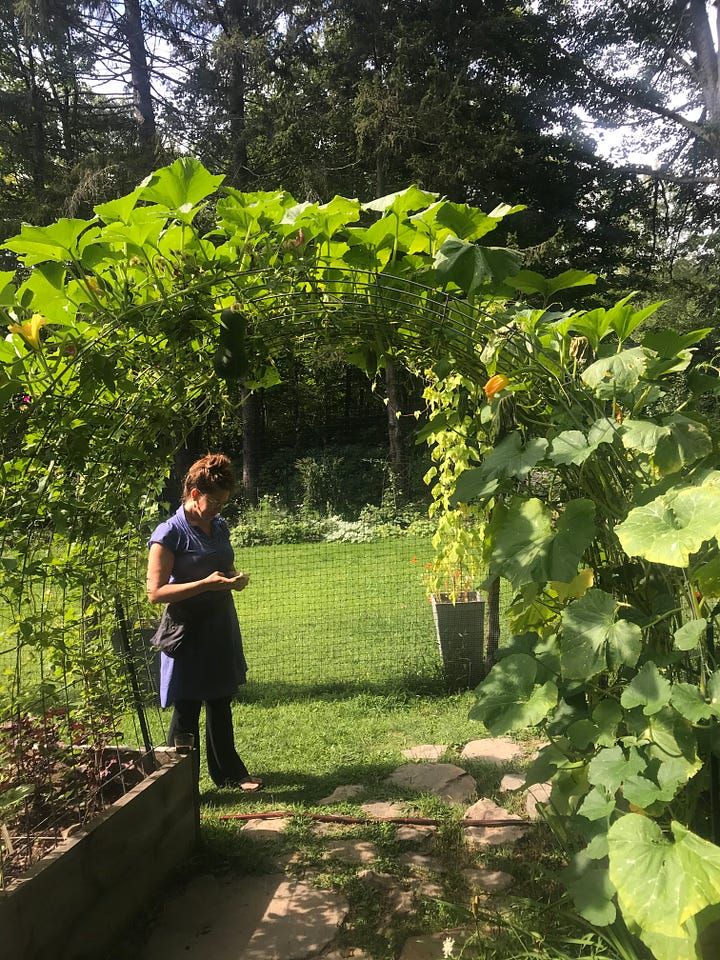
[183,453,235,498]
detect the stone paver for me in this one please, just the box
[241,816,290,840]
[135,740,532,960]
[499,773,525,792]
[389,762,477,804]
[400,852,445,872]
[244,879,349,959]
[318,784,364,805]
[323,839,378,863]
[413,879,444,900]
[525,782,552,820]
[463,798,527,848]
[398,929,471,960]
[138,872,347,960]
[360,800,409,819]
[460,737,523,765]
[312,820,349,836]
[463,867,514,893]
[322,949,373,959]
[395,824,436,843]
[357,869,398,889]
[357,870,424,935]
[401,744,447,761]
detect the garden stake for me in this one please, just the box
[211,810,540,828]
[114,597,155,768]
[707,606,720,846]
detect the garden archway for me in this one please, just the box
[3,160,720,954]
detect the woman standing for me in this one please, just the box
[146,453,262,790]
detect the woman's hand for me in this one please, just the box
[203,570,250,591]
[231,571,250,591]
[147,543,251,603]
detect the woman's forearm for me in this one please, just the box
[147,579,212,604]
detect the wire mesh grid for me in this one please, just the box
[230,533,440,690]
[0,265,520,887]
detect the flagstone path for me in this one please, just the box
[133,737,547,960]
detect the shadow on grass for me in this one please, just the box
[238,670,469,705]
[200,758,409,807]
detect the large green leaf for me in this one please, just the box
[670,683,713,723]
[0,270,16,305]
[548,420,615,466]
[287,196,362,245]
[468,653,558,734]
[542,499,596,583]
[653,416,713,476]
[608,815,720,941]
[643,328,713,357]
[548,430,595,466]
[488,498,552,588]
[607,295,663,343]
[561,851,617,926]
[363,185,438,216]
[706,670,720,719]
[94,185,145,224]
[620,661,672,715]
[2,218,92,265]
[673,619,707,652]
[423,199,522,241]
[615,482,720,566]
[488,497,595,590]
[560,589,642,678]
[587,745,645,793]
[622,773,676,809]
[593,699,623,747]
[509,268,596,301]
[582,347,647,398]
[140,158,224,214]
[687,369,720,399]
[18,263,77,325]
[577,784,617,821]
[98,210,165,251]
[695,556,720,595]
[621,419,671,455]
[635,925,700,960]
[644,709,699,768]
[570,306,617,351]
[452,433,548,503]
[433,237,522,295]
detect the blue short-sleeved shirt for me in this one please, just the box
[149,505,247,706]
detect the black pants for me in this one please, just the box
[166,697,250,786]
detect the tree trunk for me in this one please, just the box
[384,356,406,502]
[21,41,48,202]
[122,0,156,146]
[241,386,262,505]
[165,425,204,510]
[225,0,248,185]
[485,577,501,672]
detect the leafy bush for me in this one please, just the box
[230,496,331,547]
[423,281,720,960]
[230,494,433,548]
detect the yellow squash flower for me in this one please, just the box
[8,313,46,350]
[483,373,509,401]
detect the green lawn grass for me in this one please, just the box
[4,533,621,959]
[231,535,441,688]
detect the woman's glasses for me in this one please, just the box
[202,493,230,509]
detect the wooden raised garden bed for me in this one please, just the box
[0,747,198,960]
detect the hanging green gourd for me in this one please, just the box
[213,303,249,380]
